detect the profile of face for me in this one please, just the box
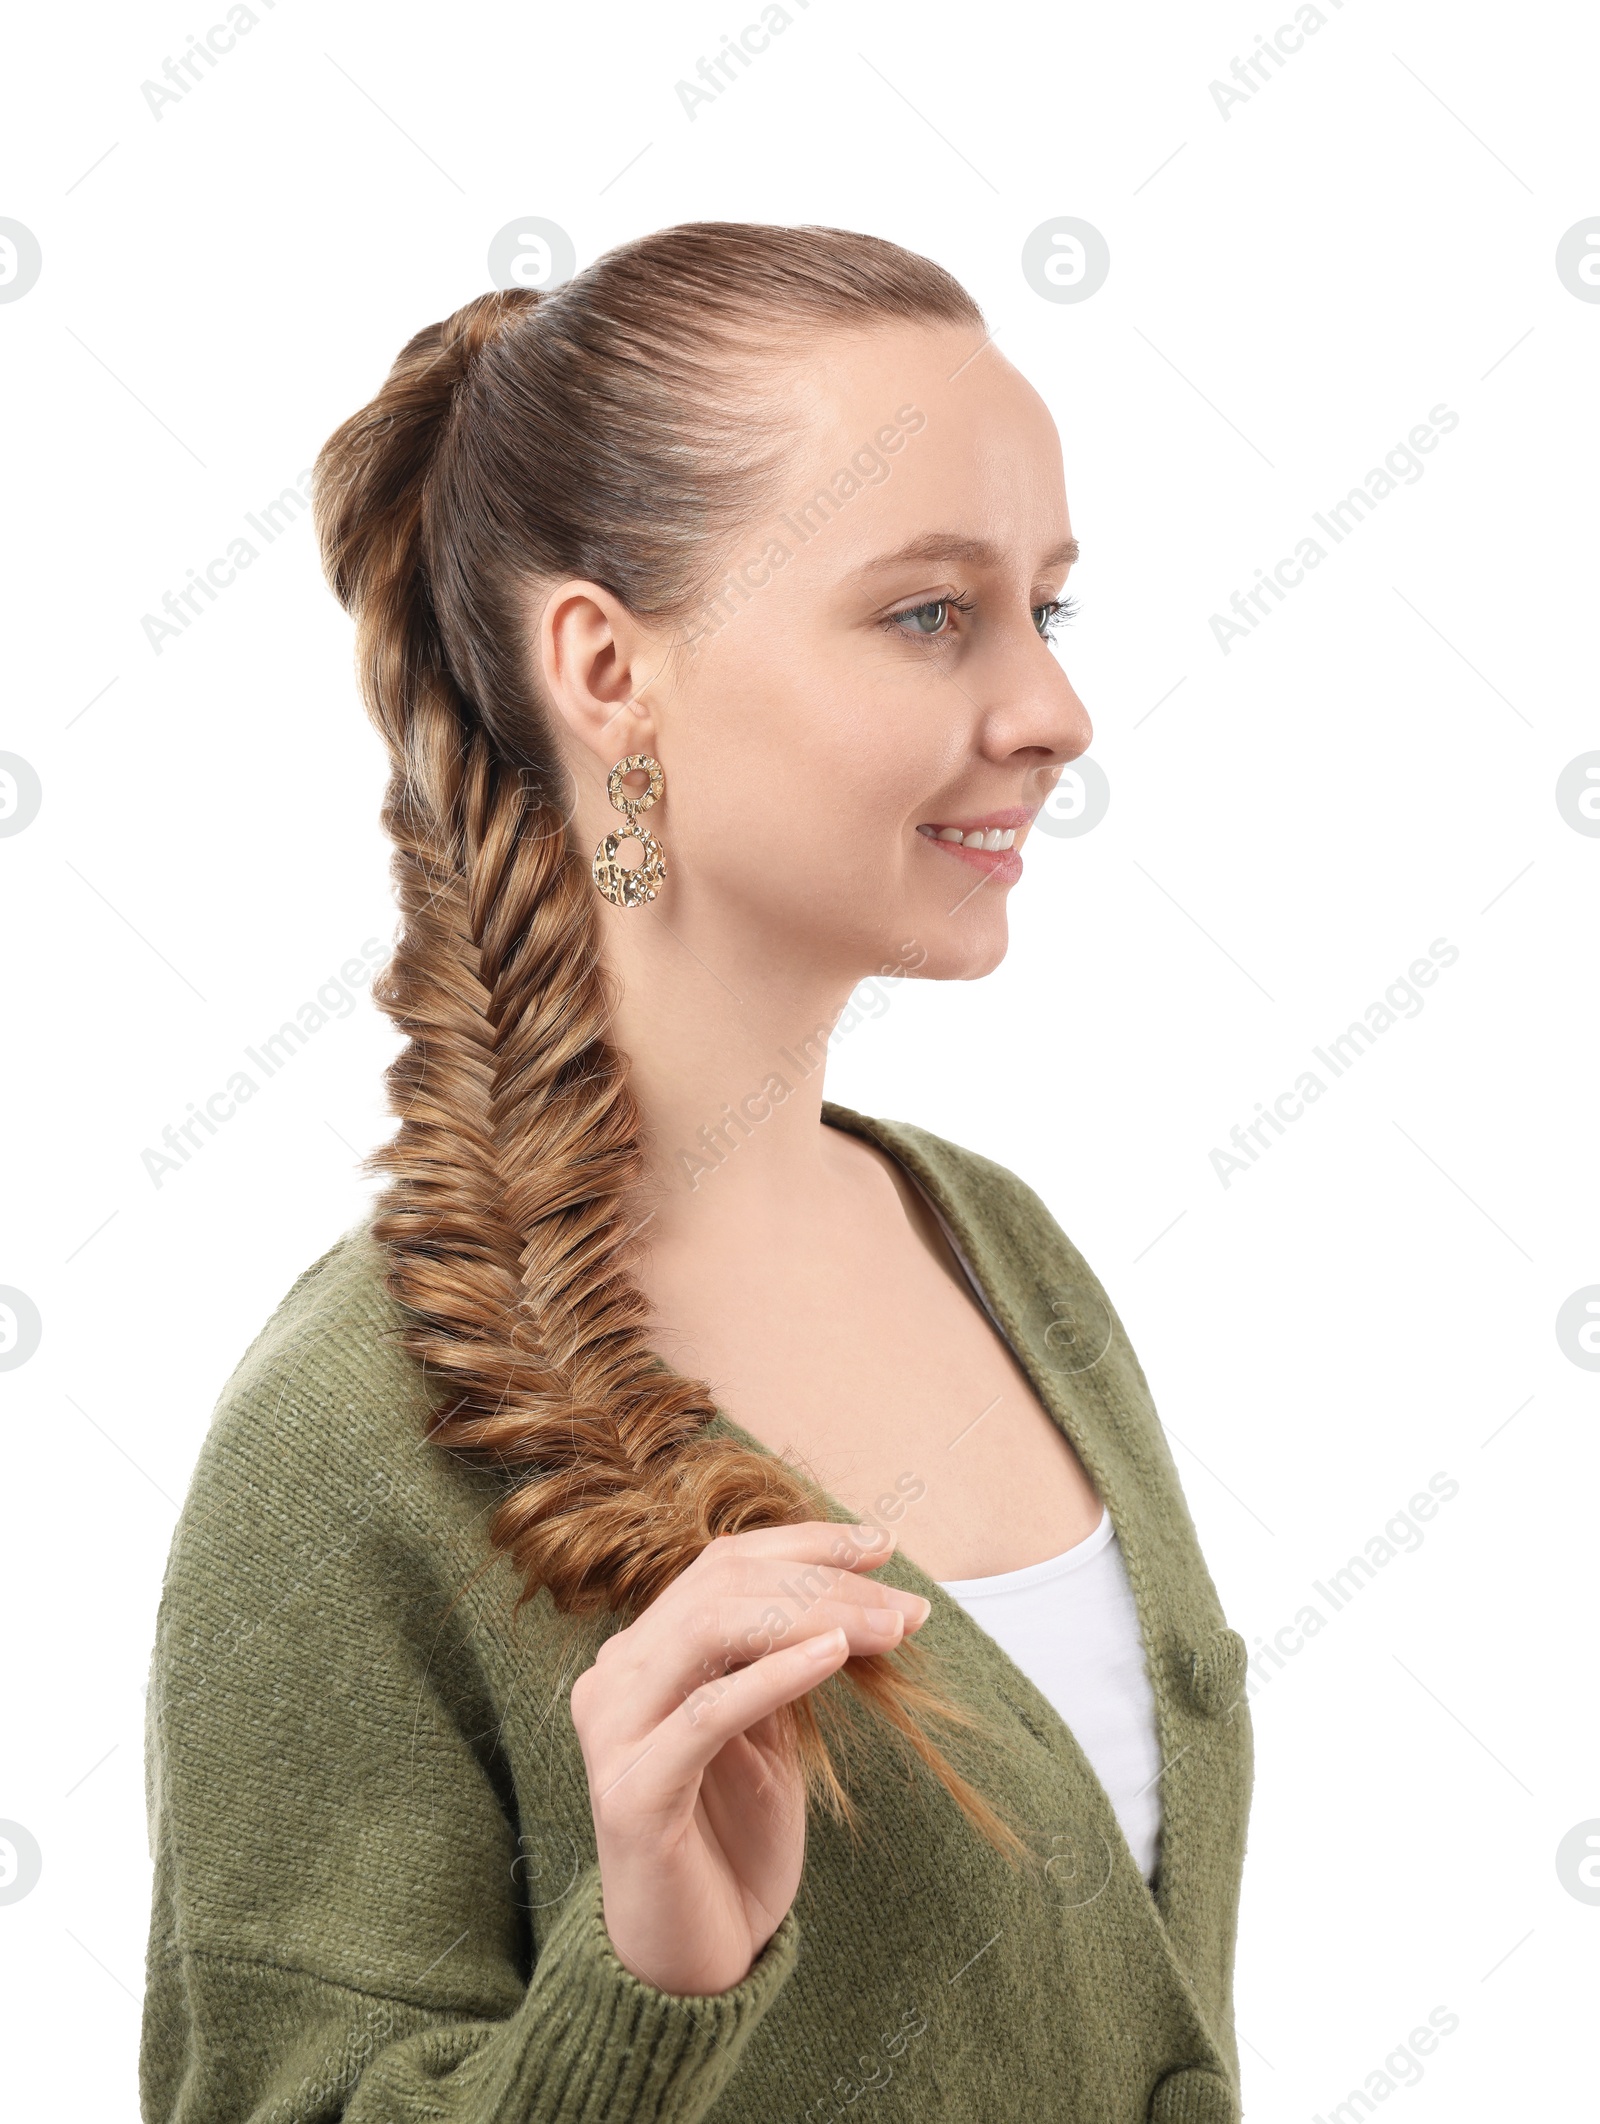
[536,322,1093,994]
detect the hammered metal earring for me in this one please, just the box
[592,753,668,908]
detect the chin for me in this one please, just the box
[906,917,1010,983]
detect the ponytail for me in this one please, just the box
[312,226,1026,1858]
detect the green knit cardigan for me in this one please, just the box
[140,1103,1253,2124]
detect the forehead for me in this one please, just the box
[773,321,1070,559]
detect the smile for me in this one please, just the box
[913,809,1033,885]
[916,824,1018,850]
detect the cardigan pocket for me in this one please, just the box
[1182,1627,1249,1718]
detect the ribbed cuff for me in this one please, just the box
[482,1865,800,2124]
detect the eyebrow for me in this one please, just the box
[854,531,1080,576]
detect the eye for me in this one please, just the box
[886,593,974,639]
[1033,596,1079,639]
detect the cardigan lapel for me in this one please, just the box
[791,1101,1253,2076]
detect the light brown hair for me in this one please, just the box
[311,221,1024,1856]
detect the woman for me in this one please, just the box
[140,223,1251,2124]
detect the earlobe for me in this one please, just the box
[537,578,661,766]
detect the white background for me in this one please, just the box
[2,0,1596,2116]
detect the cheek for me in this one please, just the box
[671,655,930,880]
[659,613,993,962]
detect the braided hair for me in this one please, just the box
[311,224,1023,1855]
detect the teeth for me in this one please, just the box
[921,825,1018,849]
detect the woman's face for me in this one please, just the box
[551,320,1092,989]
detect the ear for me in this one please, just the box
[535,579,668,767]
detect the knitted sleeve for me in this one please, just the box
[138,1235,800,2123]
[140,1883,799,2123]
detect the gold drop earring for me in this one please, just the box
[591,753,668,908]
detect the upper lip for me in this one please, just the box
[918,805,1036,831]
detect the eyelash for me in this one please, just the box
[1034,596,1079,640]
[884,592,1079,642]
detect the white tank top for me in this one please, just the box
[910,1170,1164,1883]
[937,1510,1163,1882]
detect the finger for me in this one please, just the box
[597,1523,915,1693]
[707,1518,903,1575]
[572,1520,920,1750]
[594,1627,860,1822]
[632,1517,913,1665]
[580,1586,928,1747]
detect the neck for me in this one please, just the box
[597,903,865,1240]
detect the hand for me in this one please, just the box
[567,1519,931,1996]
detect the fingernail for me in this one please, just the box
[866,1607,904,1638]
[854,1523,890,1545]
[906,1595,932,1627]
[804,1627,847,1660]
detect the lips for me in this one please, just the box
[915,807,1034,883]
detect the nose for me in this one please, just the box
[978,628,1093,787]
